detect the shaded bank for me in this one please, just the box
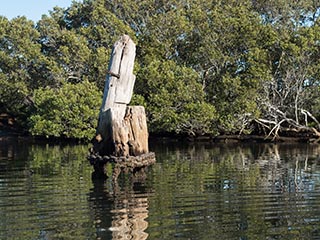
[149,130,320,144]
[1,128,319,145]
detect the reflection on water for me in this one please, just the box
[89,175,151,240]
[0,138,320,239]
[148,141,320,239]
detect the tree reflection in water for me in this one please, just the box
[252,143,320,192]
[1,139,320,239]
[148,141,320,239]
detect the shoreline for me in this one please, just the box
[150,134,319,144]
[1,127,319,144]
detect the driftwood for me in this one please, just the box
[88,35,155,178]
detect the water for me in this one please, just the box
[1,138,320,239]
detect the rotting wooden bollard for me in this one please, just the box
[88,35,155,178]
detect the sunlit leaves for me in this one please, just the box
[29,81,101,140]
[1,0,320,138]
[0,16,47,120]
[136,59,217,135]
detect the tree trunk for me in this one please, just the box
[92,35,150,158]
[105,105,149,157]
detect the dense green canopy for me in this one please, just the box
[0,0,319,140]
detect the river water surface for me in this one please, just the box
[1,138,320,239]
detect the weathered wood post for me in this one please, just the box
[88,35,155,178]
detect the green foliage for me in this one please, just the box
[0,16,47,122]
[130,94,147,108]
[136,59,217,135]
[57,0,136,89]
[1,0,320,138]
[29,81,101,141]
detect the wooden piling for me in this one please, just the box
[88,35,155,178]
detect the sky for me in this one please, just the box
[0,0,76,22]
